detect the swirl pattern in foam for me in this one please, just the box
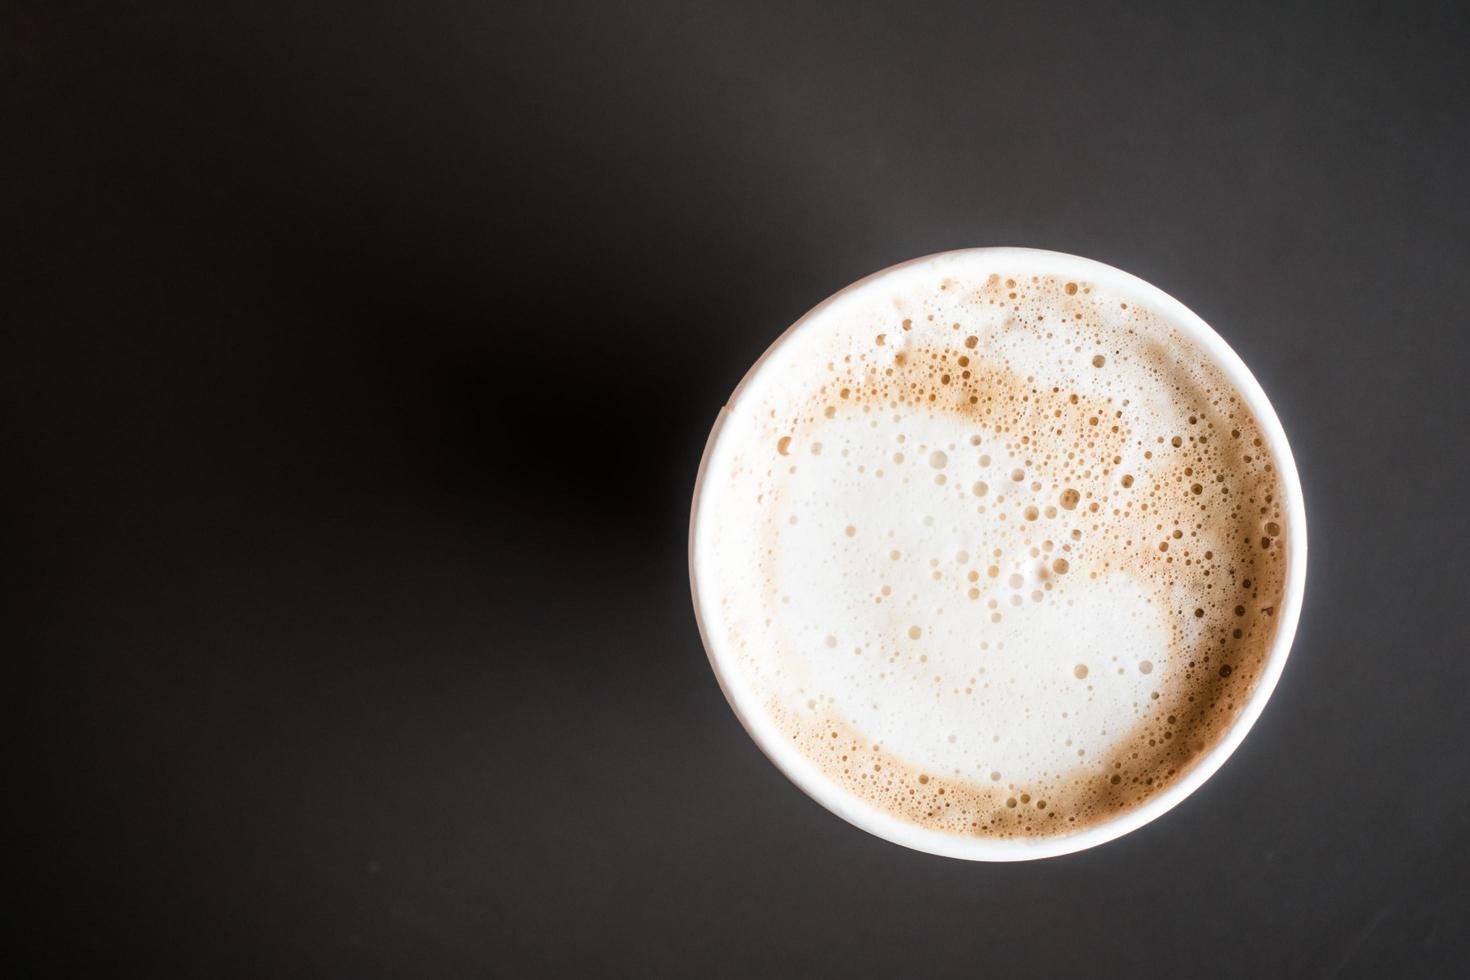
[693,256,1289,840]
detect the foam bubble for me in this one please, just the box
[695,262,1288,840]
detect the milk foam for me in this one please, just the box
[693,255,1288,839]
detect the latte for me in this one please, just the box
[692,250,1294,846]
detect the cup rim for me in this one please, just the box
[688,247,1307,861]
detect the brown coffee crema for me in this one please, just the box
[737,273,1287,839]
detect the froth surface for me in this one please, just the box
[693,257,1289,842]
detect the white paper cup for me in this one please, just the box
[689,248,1307,861]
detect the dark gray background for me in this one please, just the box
[9,0,1469,976]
